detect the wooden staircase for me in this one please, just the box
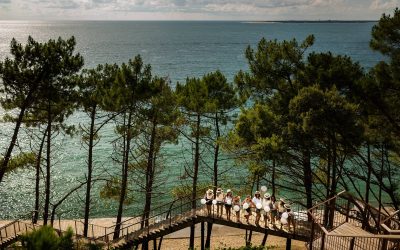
[94,197,312,249]
[0,219,39,248]
[8,192,392,249]
[308,191,400,250]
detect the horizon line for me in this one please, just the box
[0,19,379,22]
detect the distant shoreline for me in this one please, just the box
[242,20,377,24]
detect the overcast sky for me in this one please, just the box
[0,0,398,20]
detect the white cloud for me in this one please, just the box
[0,0,398,20]
[370,0,399,10]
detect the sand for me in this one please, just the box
[1,218,307,249]
[161,224,307,250]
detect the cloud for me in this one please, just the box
[370,0,399,10]
[0,0,396,20]
[48,0,80,9]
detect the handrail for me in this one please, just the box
[0,210,36,230]
[308,191,400,250]
[381,210,400,224]
[0,219,20,231]
[308,190,346,213]
[103,188,208,230]
[95,194,203,242]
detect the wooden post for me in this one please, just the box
[157,237,163,250]
[189,224,195,249]
[201,222,205,250]
[286,238,292,250]
[381,238,388,250]
[349,237,355,250]
[261,233,268,246]
[142,240,148,250]
[320,234,325,250]
[310,222,315,249]
[346,199,351,222]
[248,230,253,245]
[205,222,212,249]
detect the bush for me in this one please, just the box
[20,226,74,250]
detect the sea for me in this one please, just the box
[0,21,383,219]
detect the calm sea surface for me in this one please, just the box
[0,21,383,219]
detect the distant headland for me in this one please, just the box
[243,20,377,23]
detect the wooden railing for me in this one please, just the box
[94,195,198,244]
[307,191,400,250]
[92,191,312,247]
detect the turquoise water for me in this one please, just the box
[0,21,383,219]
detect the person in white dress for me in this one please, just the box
[233,196,241,223]
[242,195,255,224]
[285,204,295,231]
[252,191,262,226]
[204,189,214,216]
[270,195,277,227]
[215,188,224,218]
[224,189,233,221]
[262,193,271,227]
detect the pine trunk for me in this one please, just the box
[272,159,276,197]
[213,113,220,190]
[113,111,132,239]
[43,102,52,225]
[302,149,313,221]
[189,114,201,249]
[0,91,33,183]
[143,115,157,228]
[84,106,96,237]
[33,129,47,223]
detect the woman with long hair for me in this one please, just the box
[270,195,277,227]
[242,195,255,224]
[233,196,241,223]
[262,193,271,227]
[215,188,224,218]
[252,191,262,226]
[224,189,233,221]
[204,189,214,216]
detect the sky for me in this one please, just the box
[0,0,398,20]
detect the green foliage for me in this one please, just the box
[79,63,119,112]
[20,226,73,250]
[371,8,400,58]
[176,77,214,115]
[288,85,363,144]
[0,36,80,113]
[100,177,133,205]
[171,183,210,199]
[235,35,314,102]
[203,70,240,112]
[299,52,364,93]
[5,152,36,173]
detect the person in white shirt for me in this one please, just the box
[215,187,224,218]
[284,204,295,231]
[204,189,214,216]
[278,198,286,219]
[233,196,241,223]
[224,189,233,221]
[270,195,277,227]
[242,195,255,224]
[252,191,262,226]
[262,193,271,227]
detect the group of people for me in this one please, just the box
[203,188,295,230]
